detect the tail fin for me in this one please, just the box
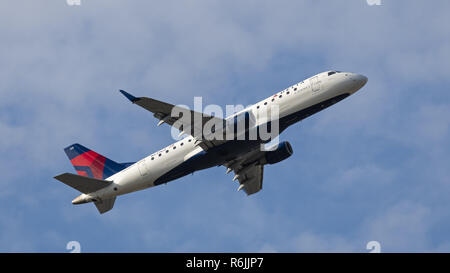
[64,143,131,180]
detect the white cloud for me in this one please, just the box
[291,231,358,253]
[361,202,432,252]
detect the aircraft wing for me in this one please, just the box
[224,149,265,195]
[120,90,226,150]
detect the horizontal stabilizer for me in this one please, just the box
[94,197,116,214]
[54,173,111,194]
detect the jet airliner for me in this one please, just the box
[54,71,367,213]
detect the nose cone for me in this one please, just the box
[359,74,368,86]
[350,73,368,92]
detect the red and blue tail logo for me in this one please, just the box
[64,144,134,180]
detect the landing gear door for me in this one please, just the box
[311,76,321,92]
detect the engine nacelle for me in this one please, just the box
[262,141,293,165]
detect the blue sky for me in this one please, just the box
[1,0,450,252]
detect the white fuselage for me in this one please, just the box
[80,71,367,202]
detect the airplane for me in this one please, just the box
[54,70,368,214]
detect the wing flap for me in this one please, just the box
[223,147,270,195]
[239,164,264,195]
[225,160,264,195]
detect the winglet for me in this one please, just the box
[119,90,139,103]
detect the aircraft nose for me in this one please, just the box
[351,73,368,91]
[359,74,368,86]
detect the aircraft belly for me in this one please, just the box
[152,140,261,186]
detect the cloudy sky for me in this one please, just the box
[1,0,450,252]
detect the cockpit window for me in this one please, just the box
[328,71,336,76]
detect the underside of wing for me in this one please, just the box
[238,164,264,195]
[224,149,266,195]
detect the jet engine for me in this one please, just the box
[261,141,293,165]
